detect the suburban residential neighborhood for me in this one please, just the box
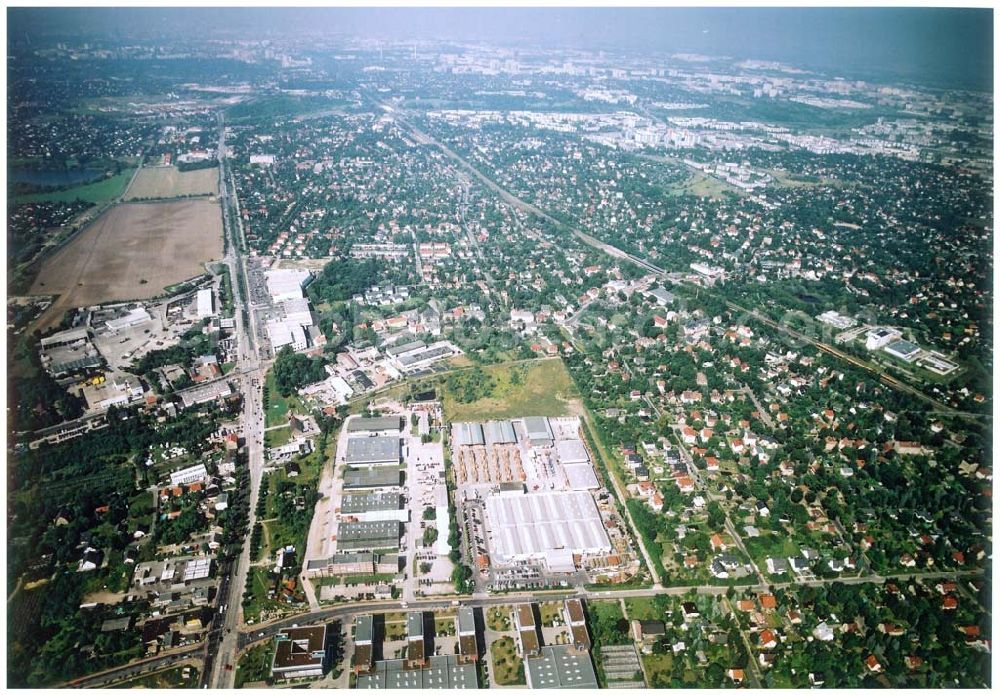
[6,7,992,690]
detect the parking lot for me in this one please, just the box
[90,291,208,371]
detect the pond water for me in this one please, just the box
[9,167,106,187]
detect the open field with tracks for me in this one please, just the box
[29,199,223,330]
[123,165,219,200]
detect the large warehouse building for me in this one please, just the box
[348,416,403,435]
[346,437,401,467]
[265,268,312,302]
[336,520,401,551]
[484,490,611,572]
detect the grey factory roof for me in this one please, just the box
[341,492,401,514]
[457,607,476,635]
[355,614,374,644]
[49,355,104,375]
[347,416,402,433]
[484,420,517,446]
[318,552,374,568]
[346,437,401,466]
[336,521,400,550]
[354,656,478,689]
[453,422,485,447]
[562,462,600,491]
[886,339,921,356]
[555,439,590,466]
[343,467,402,489]
[485,491,611,563]
[398,345,453,367]
[386,339,426,357]
[408,612,425,639]
[522,416,554,446]
[40,326,90,347]
[525,645,599,689]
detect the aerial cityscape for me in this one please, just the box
[4,6,993,690]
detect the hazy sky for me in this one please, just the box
[9,7,993,90]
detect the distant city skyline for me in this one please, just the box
[8,6,994,90]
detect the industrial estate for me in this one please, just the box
[6,7,992,691]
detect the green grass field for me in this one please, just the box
[486,606,512,631]
[15,169,135,204]
[666,170,737,200]
[641,652,674,686]
[490,636,525,686]
[235,640,275,688]
[112,666,199,689]
[624,596,670,621]
[264,425,291,449]
[539,601,564,626]
[441,358,578,421]
[263,370,306,428]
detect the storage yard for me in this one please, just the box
[452,416,640,587]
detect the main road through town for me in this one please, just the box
[204,113,269,689]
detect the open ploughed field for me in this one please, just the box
[123,165,219,200]
[30,199,223,330]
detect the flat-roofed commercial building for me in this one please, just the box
[407,612,427,667]
[485,491,612,572]
[353,615,374,674]
[346,437,401,467]
[435,485,451,556]
[106,307,152,332]
[885,339,922,362]
[305,552,399,576]
[196,289,214,319]
[457,607,478,663]
[335,520,401,551]
[270,625,327,680]
[340,492,407,522]
[265,269,311,302]
[386,340,426,358]
[395,342,461,372]
[281,297,313,326]
[267,320,308,353]
[564,599,591,650]
[343,467,402,490]
[522,416,554,447]
[525,645,598,689]
[515,604,541,656]
[555,439,589,466]
[347,415,403,435]
[355,655,478,689]
[562,462,600,491]
[178,380,232,409]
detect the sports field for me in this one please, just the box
[30,199,223,330]
[123,165,219,200]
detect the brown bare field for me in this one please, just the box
[30,199,223,331]
[123,165,219,200]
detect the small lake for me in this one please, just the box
[9,167,106,187]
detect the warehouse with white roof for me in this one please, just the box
[196,289,214,319]
[265,268,312,302]
[484,490,611,572]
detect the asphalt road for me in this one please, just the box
[206,112,269,689]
